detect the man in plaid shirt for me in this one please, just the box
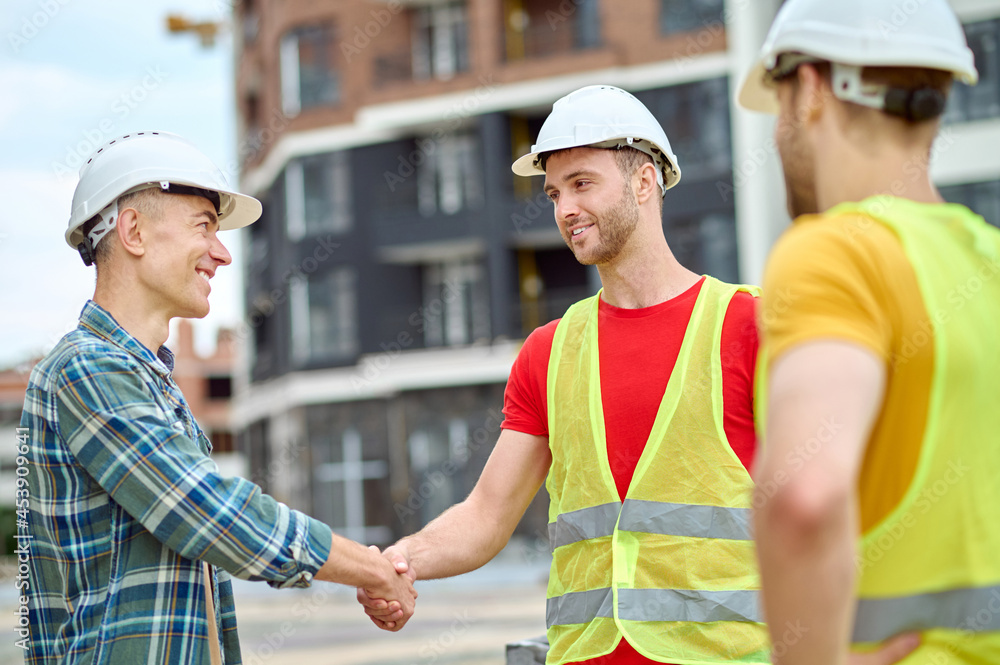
[19,132,416,664]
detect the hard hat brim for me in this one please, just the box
[511,152,545,177]
[737,62,781,114]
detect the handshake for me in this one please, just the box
[356,544,417,632]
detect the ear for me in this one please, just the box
[635,161,659,207]
[115,207,145,258]
[793,64,829,126]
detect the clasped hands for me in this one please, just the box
[358,544,416,631]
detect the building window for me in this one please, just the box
[280,23,340,116]
[206,375,232,400]
[945,18,1000,124]
[406,419,469,525]
[940,179,1000,228]
[285,152,352,241]
[209,430,235,454]
[666,212,739,283]
[660,0,724,35]
[422,258,491,347]
[290,267,358,364]
[417,133,483,216]
[313,428,392,544]
[244,419,271,493]
[503,0,601,60]
[413,2,469,81]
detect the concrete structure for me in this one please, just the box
[230,0,1000,548]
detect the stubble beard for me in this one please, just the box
[568,184,641,266]
[777,116,819,219]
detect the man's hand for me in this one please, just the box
[358,544,416,631]
[847,634,921,665]
[358,545,417,632]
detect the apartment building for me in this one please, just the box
[230,0,1000,548]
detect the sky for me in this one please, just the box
[0,0,245,367]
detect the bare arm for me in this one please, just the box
[755,340,920,664]
[358,428,550,628]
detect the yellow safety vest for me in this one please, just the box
[545,276,770,665]
[836,197,1000,662]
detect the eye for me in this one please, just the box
[547,191,559,202]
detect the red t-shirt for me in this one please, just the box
[501,277,759,665]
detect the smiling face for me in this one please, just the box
[134,192,231,320]
[543,147,641,266]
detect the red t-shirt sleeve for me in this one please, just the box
[501,320,558,437]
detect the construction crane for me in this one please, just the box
[166,14,223,48]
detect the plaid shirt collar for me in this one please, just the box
[78,300,176,377]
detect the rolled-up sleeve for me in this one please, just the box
[54,351,332,588]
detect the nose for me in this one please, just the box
[555,192,580,227]
[210,232,232,267]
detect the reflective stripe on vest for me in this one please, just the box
[545,278,769,664]
[853,585,1000,643]
[548,588,763,626]
[549,500,753,550]
[833,198,1000,659]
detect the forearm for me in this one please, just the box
[397,494,515,580]
[386,429,549,582]
[755,482,858,665]
[316,533,394,589]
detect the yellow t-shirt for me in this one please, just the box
[761,212,934,532]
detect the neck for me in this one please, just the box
[596,217,701,309]
[815,133,943,213]
[93,272,171,354]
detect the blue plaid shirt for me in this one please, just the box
[19,301,333,664]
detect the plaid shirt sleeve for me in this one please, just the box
[54,348,332,587]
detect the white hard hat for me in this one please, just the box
[511,85,681,196]
[738,0,978,115]
[66,131,262,264]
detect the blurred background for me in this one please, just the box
[1,0,999,662]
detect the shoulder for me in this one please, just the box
[769,212,906,275]
[31,328,132,388]
[515,318,561,366]
[48,334,141,397]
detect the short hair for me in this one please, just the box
[612,147,663,212]
[81,187,165,267]
[539,145,664,210]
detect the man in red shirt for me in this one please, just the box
[359,86,764,663]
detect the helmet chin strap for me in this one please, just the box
[78,199,120,266]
